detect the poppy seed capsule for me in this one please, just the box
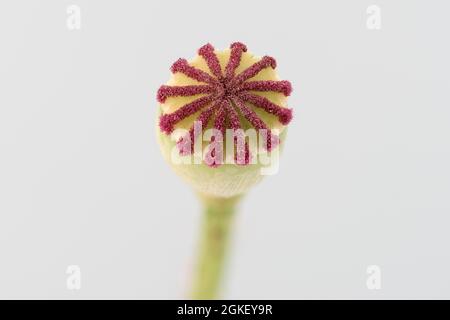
[156,42,293,198]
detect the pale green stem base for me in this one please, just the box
[190,194,242,300]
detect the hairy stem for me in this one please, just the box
[190,194,241,299]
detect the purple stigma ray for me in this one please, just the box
[176,100,221,155]
[198,43,223,80]
[213,100,227,136]
[205,102,228,167]
[238,80,292,96]
[224,99,242,130]
[159,95,214,134]
[233,97,279,152]
[229,56,277,87]
[157,85,214,103]
[225,42,247,80]
[238,92,293,125]
[158,42,293,166]
[223,99,250,165]
[171,58,219,85]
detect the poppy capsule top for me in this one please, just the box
[156,42,294,198]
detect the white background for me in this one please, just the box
[1,0,449,299]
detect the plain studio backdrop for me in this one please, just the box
[0,0,449,299]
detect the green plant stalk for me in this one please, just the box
[190,194,241,299]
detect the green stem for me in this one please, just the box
[190,194,241,299]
